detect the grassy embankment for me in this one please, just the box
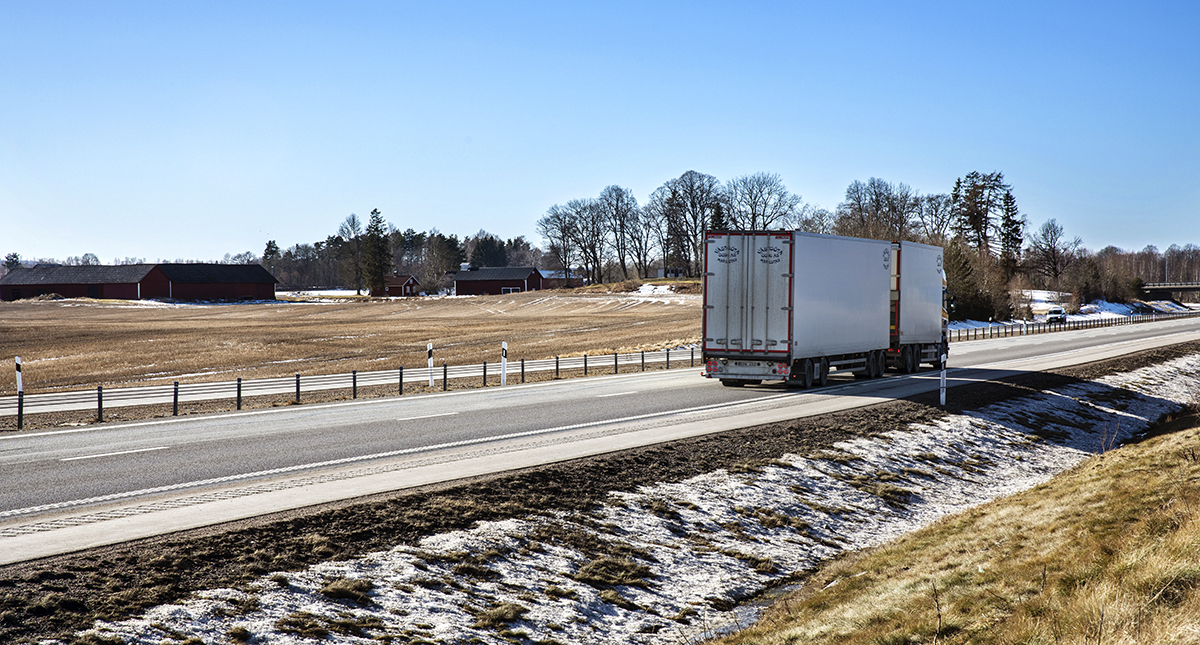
[715,412,1200,645]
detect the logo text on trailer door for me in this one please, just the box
[716,246,739,263]
[758,246,783,264]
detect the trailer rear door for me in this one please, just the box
[703,231,793,358]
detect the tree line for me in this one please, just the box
[536,169,1200,318]
[5,170,1198,315]
[261,209,543,294]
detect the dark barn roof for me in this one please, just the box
[453,267,542,281]
[0,263,277,287]
[0,264,156,285]
[157,263,277,284]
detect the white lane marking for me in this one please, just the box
[61,446,169,462]
[597,391,638,398]
[396,412,458,422]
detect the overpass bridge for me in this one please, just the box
[1141,282,1200,300]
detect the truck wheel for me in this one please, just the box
[801,358,814,389]
[817,358,830,386]
[901,346,914,374]
[868,350,882,378]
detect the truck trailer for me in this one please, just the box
[702,231,947,388]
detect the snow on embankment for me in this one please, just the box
[950,297,1199,330]
[68,355,1200,645]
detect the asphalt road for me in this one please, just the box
[3,316,1200,564]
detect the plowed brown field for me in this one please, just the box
[0,290,701,395]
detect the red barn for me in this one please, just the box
[453,267,544,295]
[0,264,277,302]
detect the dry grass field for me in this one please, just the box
[713,413,1200,645]
[0,289,701,395]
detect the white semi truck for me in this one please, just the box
[702,231,948,387]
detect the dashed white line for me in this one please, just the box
[61,446,170,462]
[396,412,458,422]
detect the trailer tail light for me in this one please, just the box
[705,359,719,374]
[772,362,790,375]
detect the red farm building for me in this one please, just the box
[0,263,278,302]
[453,267,544,295]
[370,273,421,297]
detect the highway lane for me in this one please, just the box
[0,369,788,515]
[6,316,1200,516]
[2,315,1200,565]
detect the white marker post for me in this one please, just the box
[939,353,947,406]
[501,342,508,386]
[15,356,22,393]
[427,343,434,387]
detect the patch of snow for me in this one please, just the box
[950,297,1199,329]
[635,283,675,295]
[62,355,1200,645]
[1021,290,1068,305]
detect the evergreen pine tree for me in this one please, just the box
[363,209,391,295]
[998,191,1025,280]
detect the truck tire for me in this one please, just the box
[901,346,915,374]
[801,358,814,389]
[873,350,885,378]
[817,357,830,386]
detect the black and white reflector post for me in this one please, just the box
[940,352,947,406]
[427,343,434,387]
[501,342,508,386]
[15,356,23,430]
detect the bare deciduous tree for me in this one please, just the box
[644,183,683,276]
[794,204,835,234]
[566,198,608,285]
[537,204,580,277]
[723,172,802,230]
[628,205,657,279]
[338,213,365,294]
[597,185,639,280]
[644,171,721,277]
[1027,218,1082,289]
[833,177,919,240]
[915,193,954,244]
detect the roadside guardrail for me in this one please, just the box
[949,310,1200,342]
[0,347,700,425]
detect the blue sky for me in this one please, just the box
[2,1,1197,262]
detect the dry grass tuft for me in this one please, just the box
[319,577,373,605]
[573,557,654,588]
[472,602,529,629]
[714,413,1200,645]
